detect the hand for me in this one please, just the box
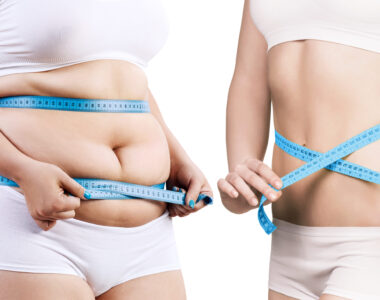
[17,160,86,231]
[218,158,283,214]
[166,160,213,217]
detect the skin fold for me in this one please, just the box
[0,59,212,299]
[218,1,380,299]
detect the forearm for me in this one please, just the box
[146,90,192,167]
[0,129,37,183]
[223,74,271,213]
[226,73,271,171]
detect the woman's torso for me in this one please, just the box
[0,0,172,227]
[0,59,171,227]
[268,40,380,226]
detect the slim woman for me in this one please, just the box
[218,0,380,299]
[0,1,212,299]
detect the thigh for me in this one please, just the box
[0,270,95,300]
[320,295,350,300]
[269,289,299,300]
[96,270,186,300]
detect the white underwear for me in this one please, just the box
[269,218,380,300]
[0,185,181,297]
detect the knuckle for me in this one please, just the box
[256,160,266,173]
[245,157,255,165]
[36,208,48,217]
[234,164,243,173]
[228,172,239,182]
[247,173,257,183]
[51,199,64,211]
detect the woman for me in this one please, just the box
[218,0,380,299]
[0,1,212,299]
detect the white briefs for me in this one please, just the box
[0,185,181,297]
[269,217,380,300]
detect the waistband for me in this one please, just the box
[0,95,150,113]
[273,218,380,237]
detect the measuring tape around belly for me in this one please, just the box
[258,123,380,235]
[0,95,150,113]
[0,176,213,205]
[0,95,213,206]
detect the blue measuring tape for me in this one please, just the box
[258,123,380,234]
[0,95,213,206]
[0,95,150,113]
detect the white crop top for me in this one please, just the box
[0,0,169,77]
[250,0,380,53]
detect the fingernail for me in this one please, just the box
[232,191,238,198]
[252,198,258,206]
[189,200,195,209]
[275,180,282,189]
[269,192,277,200]
[84,191,91,199]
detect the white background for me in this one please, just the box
[148,1,276,299]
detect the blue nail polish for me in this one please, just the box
[189,200,195,209]
[84,191,91,199]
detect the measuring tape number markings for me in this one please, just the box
[0,95,213,206]
[258,123,380,234]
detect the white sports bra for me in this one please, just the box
[249,0,380,53]
[0,0,169,77]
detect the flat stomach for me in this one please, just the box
[268,40,380,226]
[0,59,171,227]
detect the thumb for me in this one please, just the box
[61,174,86,199]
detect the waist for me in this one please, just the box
[270,123,380,227]
[0,95,172,227]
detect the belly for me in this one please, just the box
[268,40,380,226]
[0,60,171,227]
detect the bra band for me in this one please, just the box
[0,95,213,206]
[0,95,150,113]
[258,123,380,234]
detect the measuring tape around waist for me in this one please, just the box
[0,95,213,206]
[0,95,150,113]
[0,176,213,206]
[258,123,380,235]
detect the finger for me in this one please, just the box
[226,172,258,206]
[184,179,202,209]
[217,178,239,198]
[49,209,76,220]
[237,165,282,202]
[172,187,193,212]
[168,206,178,217]
[38,195,80,220]
[60,174,86,199]
[35,219,56,231]
[175,205,190,216]
[246,158,283,190]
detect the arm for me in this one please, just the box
[0,129,37,183]
[0,128,85,230]
[218,0,282,214]
[146,90,213,216]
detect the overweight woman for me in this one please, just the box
[0,1,212,299]
[218,0,380,299]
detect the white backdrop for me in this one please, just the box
[147,1,276,299]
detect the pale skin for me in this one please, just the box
[0,61,212,298]
[217,1,380,300]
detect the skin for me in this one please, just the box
[218,1,380,299]
[0,59,212,298]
